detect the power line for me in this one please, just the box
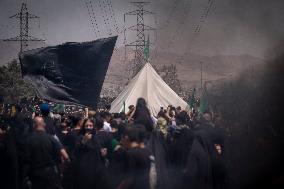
[98,0,113,36]
[165,0,193,51]
[104,0,120,34]
[177,0,215,64]
[84,0,100,38]
[3,3,45,54]
[84,0,97,37]
[157,0,182,30]
[36,17,48,46]
[124,1,156,77]
[194,0,214,34]
[88,0,101,38]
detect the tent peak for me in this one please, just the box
[110,61,188,115]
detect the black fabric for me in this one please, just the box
[96,130,113,149]
[65,129,81,159]
[30,166,61,189]
[23,130,63,189]
[182,126,227,189]
[73,137,110,189]
[62,130,81,189]
[24,130,62,171]
[9,113,33,189]
[43,116,56,135]
[125,147,151,189]
[109,147,128,188]
[165,126,194,189]
[95,130,113,162]
[0,129,19,189]
[133,110,153,132]
[148,131,170,189]
[19,36,117,108]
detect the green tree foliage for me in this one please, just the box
[0,59,35,103]
[157,64,183,95]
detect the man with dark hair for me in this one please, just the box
[196,110,215,130]
[182,124,226,189]
[101,111,112,132]
[112,114,126,142]
[176,106,182,114]
[118,124,151,189]
[64,114,83,160]
[95,116,113,162]
[40,103,56,135]
[119,112,127,122]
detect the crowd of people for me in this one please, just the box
[0,97,227,189]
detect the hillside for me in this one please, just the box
[0,41,264,94]
[103,47,264,92]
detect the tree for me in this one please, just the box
[0,59,35,103]
[160,64,183,95]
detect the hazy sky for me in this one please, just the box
[0,0,284,58]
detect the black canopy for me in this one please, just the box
[19,36,117,108]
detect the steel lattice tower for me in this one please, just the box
[4,3,44,54]
[124,1,155,76]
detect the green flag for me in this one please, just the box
[122,101,126,113]
[188,88,196,109]
[53,103,65,113]
[144,35,150,61]
[199,90,209,114]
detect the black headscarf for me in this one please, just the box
[182,126,226,189]
[133,98,153,132]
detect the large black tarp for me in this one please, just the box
[19,36,117,108]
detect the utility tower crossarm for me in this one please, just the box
[3,3,45,54]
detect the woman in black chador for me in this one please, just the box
[72,118,110,189]
[129,98,153,133]
[182,125,227,189]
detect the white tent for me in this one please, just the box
[110,63,188,115]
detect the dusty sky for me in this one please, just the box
[0,0,283,58]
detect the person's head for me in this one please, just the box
[82,118,95,133]
[176,106,182,113]
[176,111,190,125]
[70,114,83,129]
[202,111,212,122]
[33,116,46,131]
[111,120,119,133]
[40,103,50,116]
[157,117,167,135]
[136,98,147,109]
[60,118,69,130]
[128,105,135,111]
[101,111,111,123]
[113,113,120,119]
[95,115,104,130]
[119,112,126,121]
[121,124,146,148]
[157,109,166,118]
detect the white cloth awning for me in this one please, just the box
[110,63,188,115]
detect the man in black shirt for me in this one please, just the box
[95,116,113,160]
[23,116,67,189]
[118,124,151,189]
[40,103,56,135]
